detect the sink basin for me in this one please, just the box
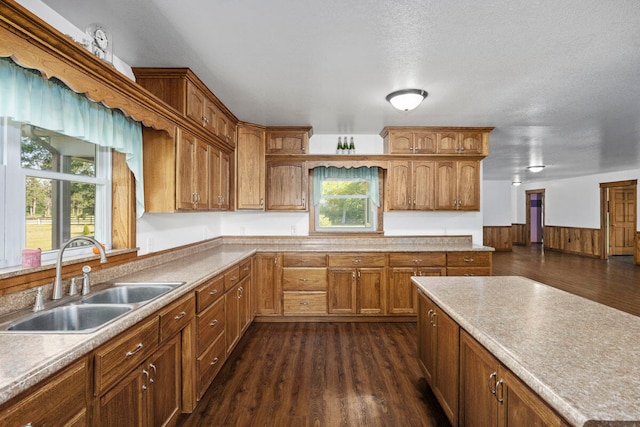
[6,304,132,333]
[82,283,181,305]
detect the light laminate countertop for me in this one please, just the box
[412,275,640,427]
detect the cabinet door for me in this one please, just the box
[413,132,437,154]
[389,267,417,314]
[457,161,480,211]
[186,82,205,125]
[96,367,146,427]
[417,291,436,384]
[388,132,414,154]
[255,253,282,315]
[202,100,217,132]
[433,306,459,425]
[194,139,210,209]
[236,126,265,209]
[266,161,307,211]
[225,283,241,355]
[460,132,485,155]
[148,335,181,427]
[387,161,412,210]
[460,331,499,427]
[328,268,356,314]
[209,148,230,210]
[436,132,460,154]
[357,267,384,314]
[435,161,457,210]
[176,131,197,210]
[412,161,436,210]
[266,131,307,154]
[239,277,251,332]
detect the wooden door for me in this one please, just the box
[96,367,146,427]
[388,132,414,154]
[459,331,499,427]
[434,307,459,425]
[176,131,196,210]
[356,268,384,314]
[413,132,437,154]
[387,161,412,210]
[148,335,181,427]
[499,368,564,427]
[236,126,265,209]
[610,187,635,255]
[266,161,307,211]
[194,140,210,209]
[328,268,356,314]
[435,161,457,210]
[436,132,460,154]
[225,283,241,355]
[389,267,416,314]
[457,161,480,210]
[412,161,436,210]
[255,253,282,315]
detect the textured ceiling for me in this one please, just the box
[41,0,640,183]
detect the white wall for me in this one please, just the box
[482,180,513,226]
[513,169,640,230]
[136,213,222,255]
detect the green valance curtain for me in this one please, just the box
[312,166,380,206]
[0,57,145,217]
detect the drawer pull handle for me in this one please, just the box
[299,278,309,282]
[300,259,310,263]
[243,266,250,271]
[464,258,474,263]
[209,289,218,295]
[210,319,219,327]
[351,259,361,263]
[174,311,187,320]
[230,275,238,282]
[126,343,144,357]
[413,259,423,264]
[210,357,219,366]
[142,369,149,390]
[300,301,309,305]
[487,371,497,395]
[464,273,474,276]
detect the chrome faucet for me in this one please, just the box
[52,236,107,300]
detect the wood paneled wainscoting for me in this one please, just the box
[544,225,602,258]
[511,223,527,246]
[483,226,512,251]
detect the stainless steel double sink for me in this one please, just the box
[1,282,185,333]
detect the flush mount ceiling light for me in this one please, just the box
[527,165,545,173]
[512,181,522,186]
[385,89,428,111]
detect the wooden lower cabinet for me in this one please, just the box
[255,252,282,315]
[95,333,181,427]
[417,290,459,425]
[328,267,385,314]
[446,251,492,276]
[459,331,566,427]
[0,357,88,426]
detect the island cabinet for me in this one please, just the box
[388,253,446,314]
[435,160,480,211]
[386,160,436,211]
[417,290,459,426]
[0,357,89,427]
[446,251,492,276]
[236,124,266,210]
[327,254,386,314]
[282,253,328,315]
[265,126,312,155]
[459,331,567,427]
[265,160,308,211]
[132,68,238,149]
[255,252,283,315]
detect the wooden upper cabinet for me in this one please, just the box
[435,160,480,211]
[176,130,210,211]
[237,124,266,210]
[265,126,313,154]
[381,127,491,157]
[266,160,308,211]
[133,68,238,149]
[209,146,230,210]
[386,160,435,211]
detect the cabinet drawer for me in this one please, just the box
[94,316,159,395]
[225,265,241,291]
[196,274,224,312]
[197,333,226,399]
[282,268,327,291]
[447,252,492,267]
[328,254,386,267]
[283,291,327,315]
[388,252,446,267]
[239,258,252,280]
[160,293,195,342]
[0,358,87,427]
[446,267,492,276]
[283,253,327,267]
[197,297,225,353]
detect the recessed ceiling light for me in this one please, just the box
[512,181,522,186]
[385,89,428,111]
[527,165,545,173]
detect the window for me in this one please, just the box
[1,119,111,267]
[312,166,382,233]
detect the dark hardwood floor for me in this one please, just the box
[178,246,640,427]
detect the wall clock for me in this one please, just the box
[85,23,112,63]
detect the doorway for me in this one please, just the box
[600,180,637,259]
[526,189,545,246]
